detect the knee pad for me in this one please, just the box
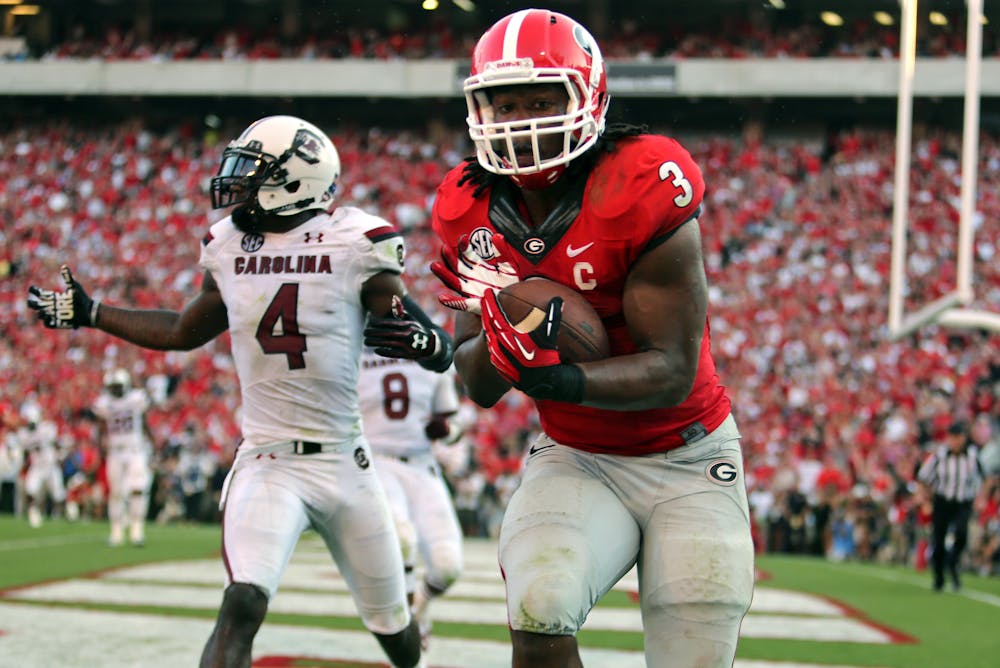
[396,520,417,566]
[645,575,752,625]
[509,572,584,634]
[360,602,411,636]
[425,543,462,592]
[642,579,748,668]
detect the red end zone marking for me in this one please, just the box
[254,656,448,668]
[255,658,441,668]
[254,657,385,667]
[817,594,919,644]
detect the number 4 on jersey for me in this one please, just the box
[256,283,307,369]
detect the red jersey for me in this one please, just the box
[432,134,730,455]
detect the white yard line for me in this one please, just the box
[826,562,1000,608]
[102,561,848,616]
[0,602,645,668]
[0,534,103,552]
[0,534,907,668]
[4,578,895,642]
[0,602,890,668]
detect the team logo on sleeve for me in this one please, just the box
[706,459,739,486]
[241,233,265,252]
[353,447,370,470]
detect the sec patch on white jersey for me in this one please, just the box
[199,206,405,450]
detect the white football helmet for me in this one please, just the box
[464,9,609,189]
[21,403,42,427]
[104,368,131,397]
[210,115,341,216]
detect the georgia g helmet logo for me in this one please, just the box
[706,459,739,486]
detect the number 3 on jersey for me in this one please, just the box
[256,283,307,369]
[659,160,693,207]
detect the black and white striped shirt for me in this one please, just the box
[918,445,984,503]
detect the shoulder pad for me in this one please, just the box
[589,135,704,230]
[590,135,705,216]
[337,208,405,272]
[433,163,479,223]
[201,217,238,248]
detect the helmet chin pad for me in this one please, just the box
[510,165,566,190]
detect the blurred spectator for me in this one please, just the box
[0,115,998,582]
[174,425,217,522]
[26,12,999,62]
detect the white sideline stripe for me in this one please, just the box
[2,579,893,642]
[736,664,890,668]
[102,560,844,615]
[0,534,103,552]
[826,562,1000,608]
[0,602,889,668]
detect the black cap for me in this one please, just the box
[947,420,968,436]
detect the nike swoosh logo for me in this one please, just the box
[566,242,594,258]
[528,443,556,456]
[513,338,535,361]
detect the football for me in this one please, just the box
[497,277,610,363]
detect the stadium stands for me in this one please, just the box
[1,0,998,576]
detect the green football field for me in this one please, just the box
[1,516,999,667]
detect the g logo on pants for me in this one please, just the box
[706,459,738,486]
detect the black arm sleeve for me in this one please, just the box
[401,295,454,373]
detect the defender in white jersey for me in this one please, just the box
[92,368,155,546]
[16,403,66,528]
[358,349,463,648]
[27,115,455,668]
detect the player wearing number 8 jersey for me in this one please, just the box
[358,348,464,650]
[429,9,754,668]
[26,115,448,668]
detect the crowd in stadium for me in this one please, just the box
[5,12,998,62]
[1,113,999,577]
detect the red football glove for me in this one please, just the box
[431,233,519,314]
[480,289,584,403]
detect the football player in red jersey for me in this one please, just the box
[430,9,754,668]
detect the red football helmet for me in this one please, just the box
[464,9,609,189]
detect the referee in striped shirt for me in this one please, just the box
[918,420,985,592]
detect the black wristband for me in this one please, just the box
[528,364,585,404]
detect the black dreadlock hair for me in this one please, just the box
[457,122,648,198]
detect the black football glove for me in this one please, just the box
[27,265,99,330]
[424,416,451,441]
[364,296,442,361]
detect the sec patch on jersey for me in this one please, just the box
[497,277,610,363]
